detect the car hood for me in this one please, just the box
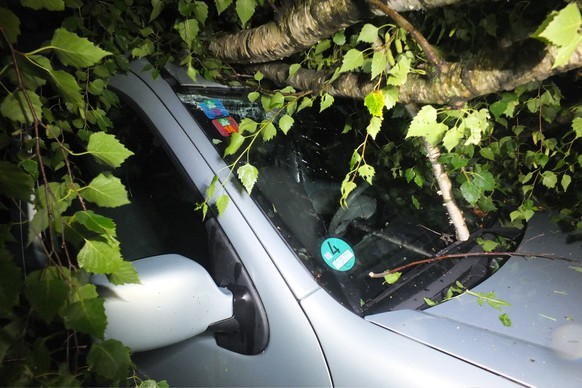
[366,212,582,386]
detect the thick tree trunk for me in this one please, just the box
[209,0,474,64]
[249,39,582,105]
[209,0,371,64]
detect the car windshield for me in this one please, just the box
[177,87,511,315]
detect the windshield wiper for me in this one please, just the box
[352,219,433,257]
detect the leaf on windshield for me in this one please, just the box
[278,114,294,134]
[384,272,402,285]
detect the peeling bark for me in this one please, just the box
[209,0,484,64]
[249,39,582,105]
[209,0,371,64]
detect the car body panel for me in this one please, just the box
[302,289,519,387]
[367,213,582,386]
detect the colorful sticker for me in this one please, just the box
[321,238,355,271]
[212,116,239,137]
[200,99,229,119]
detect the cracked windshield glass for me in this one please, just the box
[178,87,519,316]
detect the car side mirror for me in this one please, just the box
[92,254,233,352]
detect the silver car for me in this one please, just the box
[91,59,582,386]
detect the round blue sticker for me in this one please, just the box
[321,238,356,271]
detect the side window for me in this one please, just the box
[89,101,210,268]
[96,97,268,355]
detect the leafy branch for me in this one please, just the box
[424,281,513,327]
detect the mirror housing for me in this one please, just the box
[92,254,233,352]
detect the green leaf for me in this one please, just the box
[561,173,572,191]
[442,125,465,152]
[406,105,447,145]
[382,86,399,110]
[24,268,70,322]
[87,340,131,381]
[237,164,258,194]
[358,164,375,185]
[387,54,410,86]
[224,132,245,156]
[460,180,480,205]
[320,93,334,112]
[384,272,402,284]
[87,132,134,168]
[174,19,199,49]
[464,109,490,146]
[239,117,258,133]
[1,90,43,125]
[51,28,111,68]
[333,30,346,45]
[553,35,582,68]
[0,7,21,44]
[288,63,301,77]
[423,297,437,306]
[21,0,64,10]
[364,91,385,117]
[140,380,170,388]
[340,177,357,207]
[248,91,260,103]
[80,173,130,208]
[108,260,140,285]
[366,116,382,139]
[533,3,581,47]
[339,49,364,73]
[0,161,34,201]
[0,256,23,315]
[236,0,256,25]
[542,170,558,188]
[499,313,512,327]
[78,239,123,274]
[473,168,495,192]
[278,114,294,134]
[358,23,379,43]
[150,0,164,21]
[315,39,331,55]
[371,51,388,80]
[62,296,106,338]
[216,193,229,215]
[74,210,117,237]
[194,1,209,24]
[262,121,277,141]
[51,70,85,112]
[572,117,582,138]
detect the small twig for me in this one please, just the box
[369,251,574,278]
[367,0,445,70]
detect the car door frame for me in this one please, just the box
[108,61,332,387]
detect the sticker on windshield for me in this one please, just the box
[212,117,239,137]
[200,99,229,119]
[321,238,355,271]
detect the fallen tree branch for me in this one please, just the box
[249,39,582,105]
[368,250,576,278]
[209,0,495,64]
